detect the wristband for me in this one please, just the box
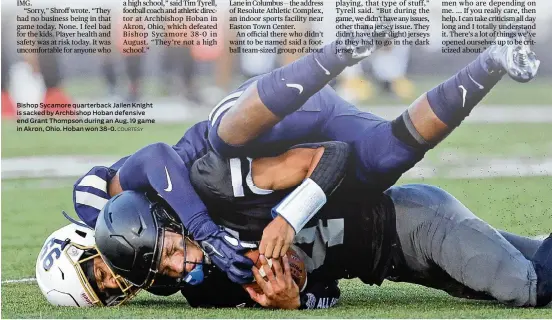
[271,178,326,233]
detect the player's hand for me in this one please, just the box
[199,228,254,284]
[245,255,300,309]
[259,215,295,259]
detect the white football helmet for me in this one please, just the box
[36,223,140,307]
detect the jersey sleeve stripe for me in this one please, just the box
[77,175,108,193]
[229,158,245,197]
[210,101,237,125]
[245,158,274,195]
[75,191,109,210]
[208,90,244,122]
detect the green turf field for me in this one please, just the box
[3,176,552,318]
[3,119,552,318]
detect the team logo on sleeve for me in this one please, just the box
[164,166,173,192]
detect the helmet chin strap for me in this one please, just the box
[61,210,93,230]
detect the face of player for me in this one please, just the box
[158,231,204,279]
[90,231,203,295]
[92,256,120,292]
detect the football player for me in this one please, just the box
[36,220,217,307]
[35,222,140,307]
[44,141,548,308]
[73,29,540,289]
[94,144,552,309]
[206,32,540,260]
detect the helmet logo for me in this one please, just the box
[200,241,225,258]
[68,247,80,257]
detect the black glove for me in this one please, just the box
[199,228,254,285]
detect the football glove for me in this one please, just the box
[198,227,255,285]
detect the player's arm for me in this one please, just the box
[250,141,349,259]
[251,146,324,191]
[73,157,129,227]
[74,143,254,285]
[110,143,254,284]
[74,144,210,239]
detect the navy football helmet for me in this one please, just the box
[94,191,207,289]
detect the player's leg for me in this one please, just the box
[208,25,390,158]
[387,229,543,302]
[208,42,352,157]
[498,230,542,259]
[320,34,541,191]
[394,35,540,148]
[384,184,550,307]
[232,35,542,191]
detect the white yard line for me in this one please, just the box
[403,158,552,179]
[2,277,37,284]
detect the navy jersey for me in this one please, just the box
[190,150,399,285]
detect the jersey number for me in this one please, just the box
[295,218,344,270]
[39,238,65,271]
[229,157,274,197]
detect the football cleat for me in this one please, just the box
[532,233,552,307]
[487,32,540,83]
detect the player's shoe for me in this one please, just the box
[532,233,552,307]
[486,33,540,83]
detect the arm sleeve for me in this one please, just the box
[117,142,218,239]
[72,156,129,227]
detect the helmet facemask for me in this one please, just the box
[135,196,208,290]
[71,242,141,306]
[78,246,140,306]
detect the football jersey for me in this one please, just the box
[190,150,399,285]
